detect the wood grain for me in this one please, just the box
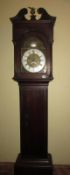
[53,166,70,175]
[0,163,70,175]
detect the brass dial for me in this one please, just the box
[22,49,46,73]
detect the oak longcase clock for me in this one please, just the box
[10,7,56,175]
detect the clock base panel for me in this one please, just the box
[14,153,53,175]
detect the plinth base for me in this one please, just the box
[14,153,53,175]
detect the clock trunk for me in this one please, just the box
[19,84,48,158]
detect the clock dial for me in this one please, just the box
[22,49,46,73]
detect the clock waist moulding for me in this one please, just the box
[10,7,56,175]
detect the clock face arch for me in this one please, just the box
[22,48,46,73]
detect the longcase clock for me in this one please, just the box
[10,7,56,175]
